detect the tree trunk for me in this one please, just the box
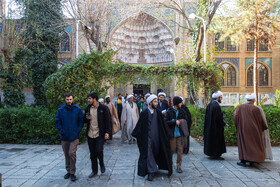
[203,81,207,107]
[195,26,203,62]
[254,37,259,105]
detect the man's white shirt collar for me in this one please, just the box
[148,107,154,114]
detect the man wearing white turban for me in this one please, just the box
[234,94,268,167]
[204,91,227,160]
[157,92,169,114]
[132,95,172,181]
[98,98,104,104]
[105,96,120,138]
[121,94,139,143]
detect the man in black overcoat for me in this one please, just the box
[204,91,227,160]
[132,94,172,181]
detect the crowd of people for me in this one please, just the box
[55,91,273,182]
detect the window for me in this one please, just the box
[221,93,238,105]
[219,67,225,86]
[247,38,269,52]
[259,65,269,86]
[219,63,237,87]
[226,38,237,51]
[215,33,224,51]
[60,32,70,52]
[259,39,269,52]
[247,66,253,86]
[247,64,269,86]
[215,34,237,51]
[227,66,236,86]
[247,39,254,51]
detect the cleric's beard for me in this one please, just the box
[151,103,157,109]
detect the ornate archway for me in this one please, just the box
[110,11,175,65]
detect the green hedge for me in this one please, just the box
[0,107,86,144]
[189,105,280,145]
[1,105,278,145]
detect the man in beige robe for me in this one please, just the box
[257,106,273,160]
[121,94,139,143]
[105,96,120,137]
[234,94,268,167]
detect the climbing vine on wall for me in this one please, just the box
[44,50,221,110]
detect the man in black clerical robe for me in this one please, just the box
[132,95,172,181]
[204,91,227,160]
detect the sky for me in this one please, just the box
[4,0,75,19]
[4,0,237,19]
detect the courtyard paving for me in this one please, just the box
[0,132,280,187]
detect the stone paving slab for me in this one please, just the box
[0,131,280,187]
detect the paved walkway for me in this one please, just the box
[1,132,280,187]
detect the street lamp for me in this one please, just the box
[76,19,80,58]
[189,13,207,62]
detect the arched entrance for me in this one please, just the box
[110,11,175,96]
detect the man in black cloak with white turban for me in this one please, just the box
[204,91,227,160]
[132,94,172,181]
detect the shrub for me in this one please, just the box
[188,105,280,145]
[0,106,86,144]
[263,106,280,145]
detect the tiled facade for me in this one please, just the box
[210,36,280,105]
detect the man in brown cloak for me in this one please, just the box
[234,94,268,167]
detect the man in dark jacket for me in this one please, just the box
[115,93,123,125]
[132,95,172,181]
[84,92,112,178]
[180,97,192,154]
[157,92,169,114]
[165,96,188,173]
[55,93,84,182]
[137,96,148,113]
[204,91,227,160]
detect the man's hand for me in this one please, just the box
[124,120,126,124]
[105,133,110,140]
[176,120,180,126]
[86,114,92,120]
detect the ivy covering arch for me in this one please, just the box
[44,50,221,110]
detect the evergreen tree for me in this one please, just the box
[19,0,64,106]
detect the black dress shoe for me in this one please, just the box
[183,148,189,154]
[70,174,77,181]
[209,156,224,160]
[215,156,225,160]
[249,162,255,167]
[147,173,154,181]
[88,172,98,178]
[101,165,106,173]
[237,161,247,167]
[64,173,71,179]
